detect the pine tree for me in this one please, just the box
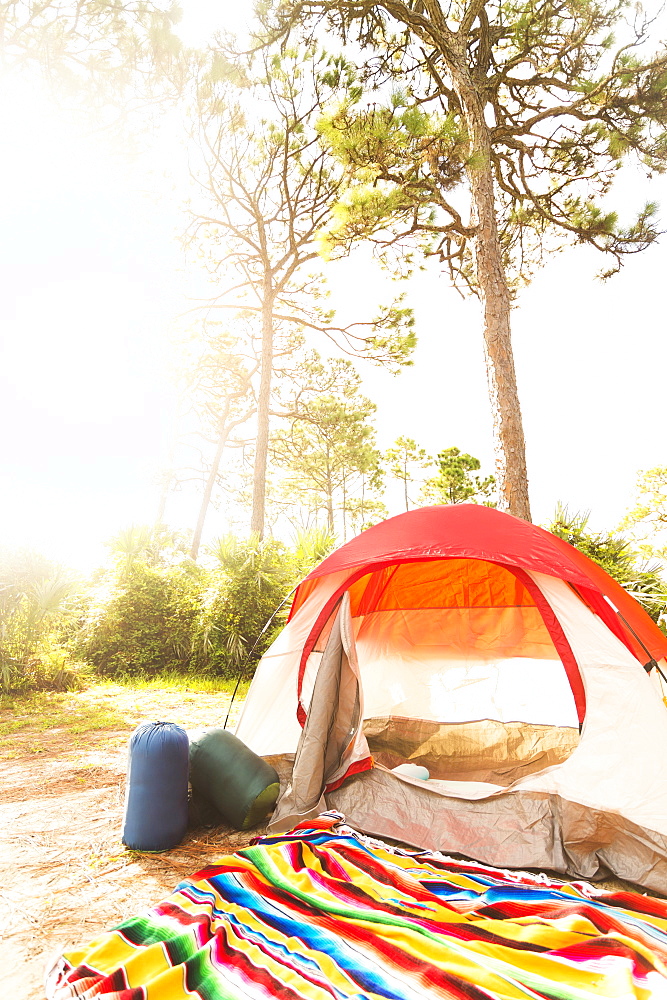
[263,0,667,520]
[385,436,431,511]
[421,446,495,505]
[187,45,415,537]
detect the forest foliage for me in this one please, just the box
[0,528,334,694]
[260,0,667,520]
[1,2,666,692]
[5,467,667,694]
[0,441,496,693]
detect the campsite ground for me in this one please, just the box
[0,681,645,1000]
[0,682,260,1000]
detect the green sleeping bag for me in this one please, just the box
[189,729,280,830]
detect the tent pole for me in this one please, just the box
[223,586,299,731]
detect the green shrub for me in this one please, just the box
[194,534,296,679]
[74,526,335,683]
[79,562,204,677]
[0,550,82,693]
[13,643,85,693]
[549,505,667,629]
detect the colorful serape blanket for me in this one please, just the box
[47,812,667,1000]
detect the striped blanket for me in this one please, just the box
[47,812,667,999]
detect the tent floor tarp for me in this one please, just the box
[272,753,667,890]
[47,813,667,1000]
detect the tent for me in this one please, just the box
[235,504,667,892]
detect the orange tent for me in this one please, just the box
[237,506,667,892]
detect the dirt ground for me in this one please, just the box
[0,684,260,1000]
[1,683,645,1000]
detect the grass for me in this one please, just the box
[0,690,129,740]
[111,671,251,696]
[0,672,250,746]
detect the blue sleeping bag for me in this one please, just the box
[122,721,189,851]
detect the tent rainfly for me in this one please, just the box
[235,505,667,892]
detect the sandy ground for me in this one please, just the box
[0,683,646,999]
[0,684,259,1000]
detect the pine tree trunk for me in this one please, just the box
[326,451,335,533]
[342,477,347,542]
[450,63,531,522]
[155,475,170,525]
[190,416,230,561]
[250,289,275,538]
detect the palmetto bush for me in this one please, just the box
[0,550,82,692]
[68,525,338,683]
[549,505,667,631]
[78,560,205,677]
[192,529,337,680]
[192,534,296,680]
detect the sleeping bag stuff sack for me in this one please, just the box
[189,728,280,830]
[122,721,189,851]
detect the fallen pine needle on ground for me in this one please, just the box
[0,680,642,1000]
[0,681,255,1000]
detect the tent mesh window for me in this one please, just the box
[347,559,581,785]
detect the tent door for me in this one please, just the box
[269,593,370,833]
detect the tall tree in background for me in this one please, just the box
[620,467,667,562]
[188,45,415,538]
[265,0,667,521]
[385,436,432,511]
[272,354,383,535]
[182,324,257,560]
[0,0,183,98]
[422,446,495,505]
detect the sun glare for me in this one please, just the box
[175,0,254,46]
[0,73,184,571]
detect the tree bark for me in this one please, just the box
[250,287,275,538]
[326,451,335,533]
[190,416,230,561]
[448,59,532,521]
[155,476,171,526]
[342,476,347,542]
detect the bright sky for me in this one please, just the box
[0,2,666,572]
